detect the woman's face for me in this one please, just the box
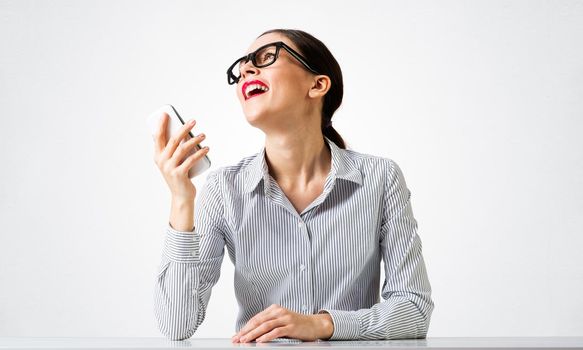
[235,32,316,132]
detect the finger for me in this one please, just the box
[176,146,210,175]
[163,119,196,160]
[239,319,283,343]
[161,118,196,161]
[153,112,168,155]
[170,133,206,167]
[256,326,290,343]
[236,305,279,339]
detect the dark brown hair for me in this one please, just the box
[259,29,346,149]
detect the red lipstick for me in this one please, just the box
[242,80,269,101]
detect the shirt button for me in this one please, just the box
[298,221,304,228]
[302,305,307,311]
[299,264,306,271]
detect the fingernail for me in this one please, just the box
[188,119,195,125]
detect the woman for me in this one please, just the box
[152,29,434,343]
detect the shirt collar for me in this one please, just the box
[243,136,363,193]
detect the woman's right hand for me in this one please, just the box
[152,112,210,202]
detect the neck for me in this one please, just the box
[264,133,331,190]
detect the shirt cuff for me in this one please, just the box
[162,222,200,263]
[318,309,360,340]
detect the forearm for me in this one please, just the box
[154,257,201,340]
[155,225,204,340]
[156,170,226,340]
[170,197,195,232]
[321,296,431,340]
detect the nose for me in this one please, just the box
[239,60,259,81]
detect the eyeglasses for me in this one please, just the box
[226,41,319,85]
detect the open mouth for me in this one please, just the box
[242,80,270,100]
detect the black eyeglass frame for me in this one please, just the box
[227,41,320,85]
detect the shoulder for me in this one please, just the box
[341,147,411,202]
[342,146,402,179]
[202,151,261,187]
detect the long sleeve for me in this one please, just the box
[318,160,434,340]
[153,170,227,340]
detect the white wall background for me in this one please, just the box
[1,0,582,338]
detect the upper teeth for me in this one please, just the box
[245,84,269,97]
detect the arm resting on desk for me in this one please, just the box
[319,160,434,340]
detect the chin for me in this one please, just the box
[243,108,267,128]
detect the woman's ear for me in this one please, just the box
[308,75,331,98]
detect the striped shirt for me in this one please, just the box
[154,136,434,341]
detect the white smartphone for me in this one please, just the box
[147,104,211,178]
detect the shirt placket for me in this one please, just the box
[296,217,313,314]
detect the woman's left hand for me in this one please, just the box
[231,304,334,343]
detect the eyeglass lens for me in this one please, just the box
[232,44,278,81]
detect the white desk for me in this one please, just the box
[0,337,582,349]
